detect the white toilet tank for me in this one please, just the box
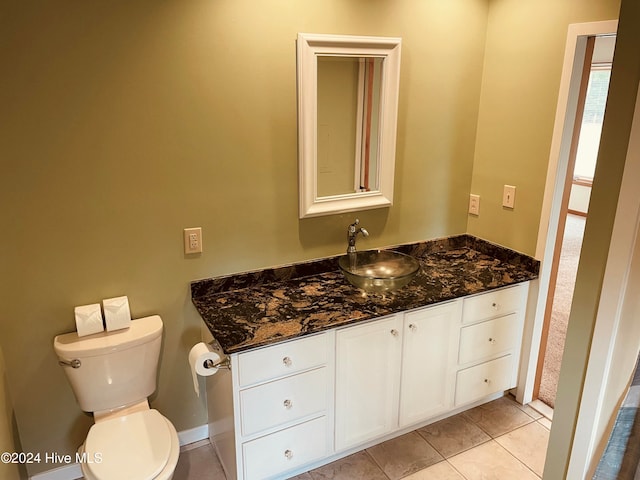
[54,315,163,413]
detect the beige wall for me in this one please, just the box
[468,0,620,255]
[0,347,21,480]
[0,0,488,475]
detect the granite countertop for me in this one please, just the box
[191,235,539,355]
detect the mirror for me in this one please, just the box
[297,33,402,218]
[317,56,383,197]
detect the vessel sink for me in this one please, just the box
[338,250,421,292]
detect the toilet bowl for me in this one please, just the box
[79,409,179,480]
[54,316,179,480]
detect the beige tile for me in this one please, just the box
[448,440,540,480]
[495,422,549,476]
[366,432,443,480]
[528,399,554,421]
[308,451,387,480]
[173,443,226,480]
[418,414,490,458]
[402,461,466,480]
[463,396,535,437]
[537,416,552,430]
[517,403,543,420]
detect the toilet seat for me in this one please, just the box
[82,409,179,480]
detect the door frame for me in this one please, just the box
[533,35,595,401]
[517,20,618,405]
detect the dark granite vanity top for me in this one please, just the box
[191,235,539,355]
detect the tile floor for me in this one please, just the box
[174,395,551,480]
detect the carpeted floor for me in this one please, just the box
[538,213,586,408]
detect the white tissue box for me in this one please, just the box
[103,296,132,332]
[74,304,104,337]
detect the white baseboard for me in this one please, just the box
[29,424,209,480]
[177,424,209,448]
[29,464,83,480]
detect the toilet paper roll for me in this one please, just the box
[189,342,221,397]
[74,303,104,337]
[103,295,131,332]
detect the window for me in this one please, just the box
[574,64,612,184]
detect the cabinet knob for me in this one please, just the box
[488,337,496,344]
[390,329,399,337]
[409,324,417,332]
[484,378,491,384]
[282,356,292,367]
[492,302,500,310]
[284,449,293,460]
[283,399,293,409]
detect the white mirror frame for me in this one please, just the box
[297,33,402,219]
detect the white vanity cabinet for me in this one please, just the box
[399,301,462,427]
[207,282,530,480]
[454,284,529,406]
[225,331,335,480]
[335,300,462,450]
[334,314,403,450]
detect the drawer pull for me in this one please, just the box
[284,449,293,460]
[391,329,399,337]
[492,302,500,309]
[282,356,292,367]
[488,337,496,344]
[283,399,293,409]
[409,323,417,332]
[484,378,491,384]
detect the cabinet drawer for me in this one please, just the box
[455,355,513,406]
[238,333,328,387]
[242,416,328,480]
[458,313,519,365]
[462,284,526,325]
[240,367,327,436]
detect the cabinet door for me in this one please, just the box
[240,367,327,437]
[399,301,461,427]
[455,355,514,406]
[242,416,328,480]
[335,315,403,451]
[462,283,528,325]
[458,313,519,365]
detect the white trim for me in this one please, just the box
[535,20,618,260]
[178,423,209,448]
[28,424,209,480]
[297,33,401,218]
[519,20,618,405]
[29,464,82,480]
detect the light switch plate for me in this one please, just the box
[503,185,516,209]
[184,227,202,254]
[469,194,480,215]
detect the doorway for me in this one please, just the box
[535,35,616,409]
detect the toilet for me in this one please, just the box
[54,315,180,480]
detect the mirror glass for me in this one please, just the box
[297,34,401,218]
[317,56,383,197]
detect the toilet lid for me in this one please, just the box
[84,410,171,480]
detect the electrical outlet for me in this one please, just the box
[503,185,516,209]
[469,194,480,216]
[184,227,202,254]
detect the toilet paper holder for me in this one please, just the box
[203,357,230,370]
